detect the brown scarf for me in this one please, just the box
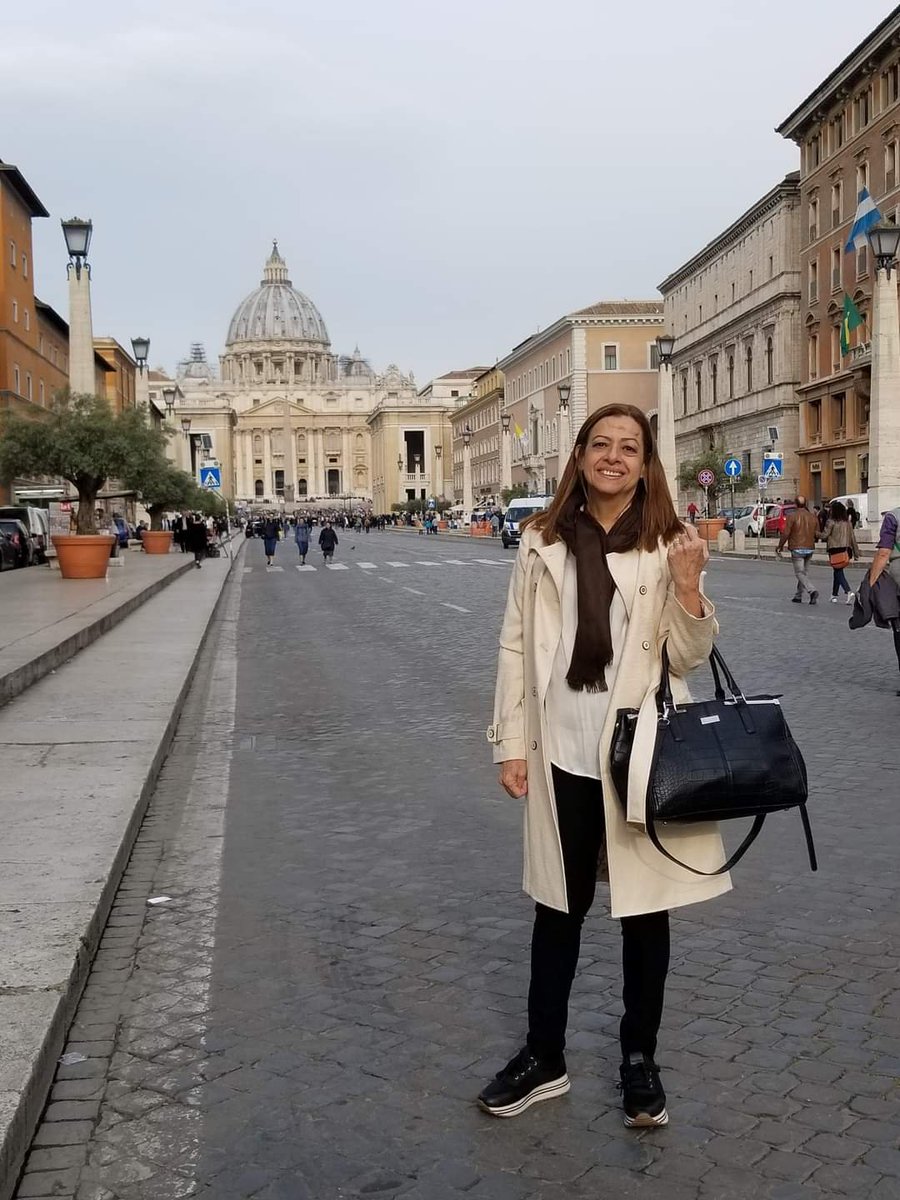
[559,491,644,692]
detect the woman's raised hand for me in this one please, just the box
[499,759,528,799]
[667,523,708,590]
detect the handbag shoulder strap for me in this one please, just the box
[645,805,817,876]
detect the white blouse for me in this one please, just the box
[545,550,631,780]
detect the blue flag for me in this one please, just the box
[845,187,882,251]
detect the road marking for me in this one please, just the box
[265,566,284,572]
[475,558,507,566]
[326,562,349,570]
[403,586,425,596]
[296,565,317,572]
[415,561,442,566]
[441,602,471,613]
[378,577,394,583]
[357,563,377,569]
[386,561,409,567]
[243,567,253,573]
[442,559,472,565]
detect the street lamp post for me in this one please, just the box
[181,415,195,478]
[655,334,678,504]
[500,412,512,494]
[131,337,150,416]
[162,385,176,418]
[462,426,474,518]
[434,442,443,501]
[61,218,95,395]
[557,382,572,469]
[864,223,900,529]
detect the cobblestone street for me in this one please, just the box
[15,535,900,1200]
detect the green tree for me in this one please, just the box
[501,483,531,505]
[0,393,171,535]
[129,459,201,530]
[678,446,753,510]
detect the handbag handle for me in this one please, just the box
[658,642,745,714]
[645,804,817,876]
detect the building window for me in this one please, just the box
[808,334,819,381]
[254,479,264,497]
[24,309,29,331]
[854,88,871,132]
[39,380,45,404]
[766,337,774,384]
[808,258,818,303]
[745,344,753,391]
[25,373,32,400]
[832,181,842,228]
[13,365,20,392]
[21,252,27,279]
[807,136,820,171]
[856,161,869,195]
[769,255,774,278]
[832,246,841,291]
[809,198,819,241]
[832,325,841,372]
[649,343,660,369]
[832,392,846,437]
[12,300,17,323]
[603,344,618,370]
[695,368,702,410]
[831,111,845,151]
[857,244,868,278]
[728,354,735,398]
[8,240,15,268]
[886,141,897,191]
[884,63,900,107]
[710,357,718,404]
[681,372,688,415]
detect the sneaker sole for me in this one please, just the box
[623,1106,669,1128]
[477,1074,570,1118]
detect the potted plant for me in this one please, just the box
[131,461,200,554]
[0,392,170,578]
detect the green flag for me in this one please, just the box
[840,293,864,357]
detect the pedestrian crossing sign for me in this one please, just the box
[199,466,222,490]
[762,453,783,480]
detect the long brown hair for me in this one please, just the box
[524,403,682,550]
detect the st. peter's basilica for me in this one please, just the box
[165,243,454,511]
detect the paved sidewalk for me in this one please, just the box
[0,553,196,708]
[0,546,241,1200]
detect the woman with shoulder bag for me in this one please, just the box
[821,500,859,604]
[481,403,728,1128]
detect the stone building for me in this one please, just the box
[777,9,900,502]
[497,301,663,495]
[450,366,506,507]
[658,173,803,506]
[177,243,418,506]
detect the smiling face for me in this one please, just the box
[578,414,645,507]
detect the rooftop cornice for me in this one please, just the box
[659,174,801,293]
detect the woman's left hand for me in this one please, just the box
[667,523,708,592]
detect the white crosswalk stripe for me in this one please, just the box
[296,565,317,572]
[357,563,377,569]
[414,561,443,566]
[265,566,284,573]
[326,562,349,570]
[386,561,408,567]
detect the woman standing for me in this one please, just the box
[481,404,729,1128]
[821,500,859,604]
[262,515,279,566]
[295,517,310,565]
[318,520,338,563]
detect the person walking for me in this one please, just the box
[294,518,310,565]
[185,515,208,568]
[481,403,726,1129]
[262,515,279,566]
[846,498,861,529]
[319,520,338,563]
[686,500,699,525]
[862,506,900,690]
[820,500,859,604]
[776,496,819,605]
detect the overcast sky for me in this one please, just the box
[1,0,892,385]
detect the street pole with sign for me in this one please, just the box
[697,469,715,522]
[723,457,743,548]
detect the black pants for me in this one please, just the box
[527,765,670,1062]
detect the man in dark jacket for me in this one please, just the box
[185,516,208,568]
[777,496,820,605]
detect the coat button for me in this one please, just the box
[639,585,647,595]
[642,640,651,650]
[531,686,537,696]
[530,740,538,750]
[533,582,538,591]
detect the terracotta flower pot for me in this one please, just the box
[51,534,116,579]
[141,531,174,555]
[696,518,727,542]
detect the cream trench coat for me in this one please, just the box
[487,527,733,919]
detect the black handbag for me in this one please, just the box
[610,643,816,876]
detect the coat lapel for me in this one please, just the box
[534,539,567,597]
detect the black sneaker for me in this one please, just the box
[809,591,819,605]
[791,596,802,603]
[618,1052,668,1128]
[477,1046,569,1118]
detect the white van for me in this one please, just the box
[501,496,551,549]
[829,494,868,524]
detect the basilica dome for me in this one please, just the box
[226,243,329,347]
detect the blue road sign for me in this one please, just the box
[762,453,784,480]
[199,466,222,490]
[724,457,743,478]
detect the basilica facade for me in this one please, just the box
[174,243,434,508]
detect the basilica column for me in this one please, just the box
[317,428,328,496]
[342,428,352,496]
[263,430,274,501]
[282,399,295,503]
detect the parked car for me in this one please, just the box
[0,519,35,567]
[0,505,50,562]
[0,531,18,572]
[764,503,797,538]
[720,503,777,537]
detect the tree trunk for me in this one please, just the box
[76,489,99,534]
[149,507,164,531]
